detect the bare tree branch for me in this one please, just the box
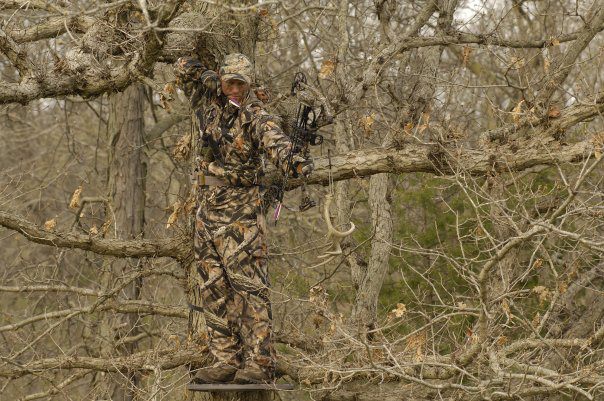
[0,27,32,77]
[0,211,186,259]
[10,16,95,43]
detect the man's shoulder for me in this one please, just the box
[243,93,266,113]
[242,96,278,124]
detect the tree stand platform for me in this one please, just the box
[187,383,294,392]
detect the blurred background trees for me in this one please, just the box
[0,1,603,400]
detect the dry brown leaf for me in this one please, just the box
[422,112,431,123]
[532,312,541,328]
[309,285,328,308]
[168,334,181,349]
[159,93,172,113]
[461,46,473,66]
[558,281,568,294]
[44,218,57,231]
[173,134,191,161]
[591,132,604,159]
[69,185,83,209]
[89,225,98,236]
[131,11,145,23]
[184,195,196,215]
[101,218,112,235]
[164,82,175,95]
[371,348,385,360]
[532,285,550,305]
[166,201,182,229]
[512,99,524,125]
[501,298,511,318]
[360,113,376,137]
[388,303,407,319]
[475,226,485,237]
[159,83,175,113]
[547,106,561,118]
[318,59,336,79]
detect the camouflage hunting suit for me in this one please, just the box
[175,55,311,378]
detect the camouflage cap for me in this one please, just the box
[219,53,254,84]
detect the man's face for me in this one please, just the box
[220,78,250,105]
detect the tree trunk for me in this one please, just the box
[350,173,392,336]
[97,84,147,401]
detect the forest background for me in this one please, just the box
[0,1,603,401]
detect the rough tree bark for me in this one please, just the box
[96,84,147,400]
[350,0,456,335]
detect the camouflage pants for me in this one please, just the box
[189,185,276,376]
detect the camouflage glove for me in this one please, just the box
[175,57,203,80]
[291,154,314,178]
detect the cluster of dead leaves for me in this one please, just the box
[173,133,191,161]
[257,7,278,34]
[512,99,525,125]
[360,113,376,137]
[318,59,336,79]
[590,132,604,159]
[166,196,195,229]
[388,303,407,319]
[461,46,473,66]
[89,219,112,237]
[532,312,542,329]
[309,285,329,309]
[532,285,551,305]
[402,112,431,138]
[44,185,84,230]
[166,201,182,229]
[44,218,57,231]
[512,99,561,126]
[69,185,83,209]
[159,83,175,112]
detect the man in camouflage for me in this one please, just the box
[175,53,313,384]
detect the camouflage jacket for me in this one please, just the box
[175,57,305,187]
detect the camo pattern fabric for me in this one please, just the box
[219,53,254,84]
[191,185,275,374]
[175,56,310,377]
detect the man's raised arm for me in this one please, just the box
[174,57,219,109]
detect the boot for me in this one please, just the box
[233,367,271,384]
[192,364,238,384]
